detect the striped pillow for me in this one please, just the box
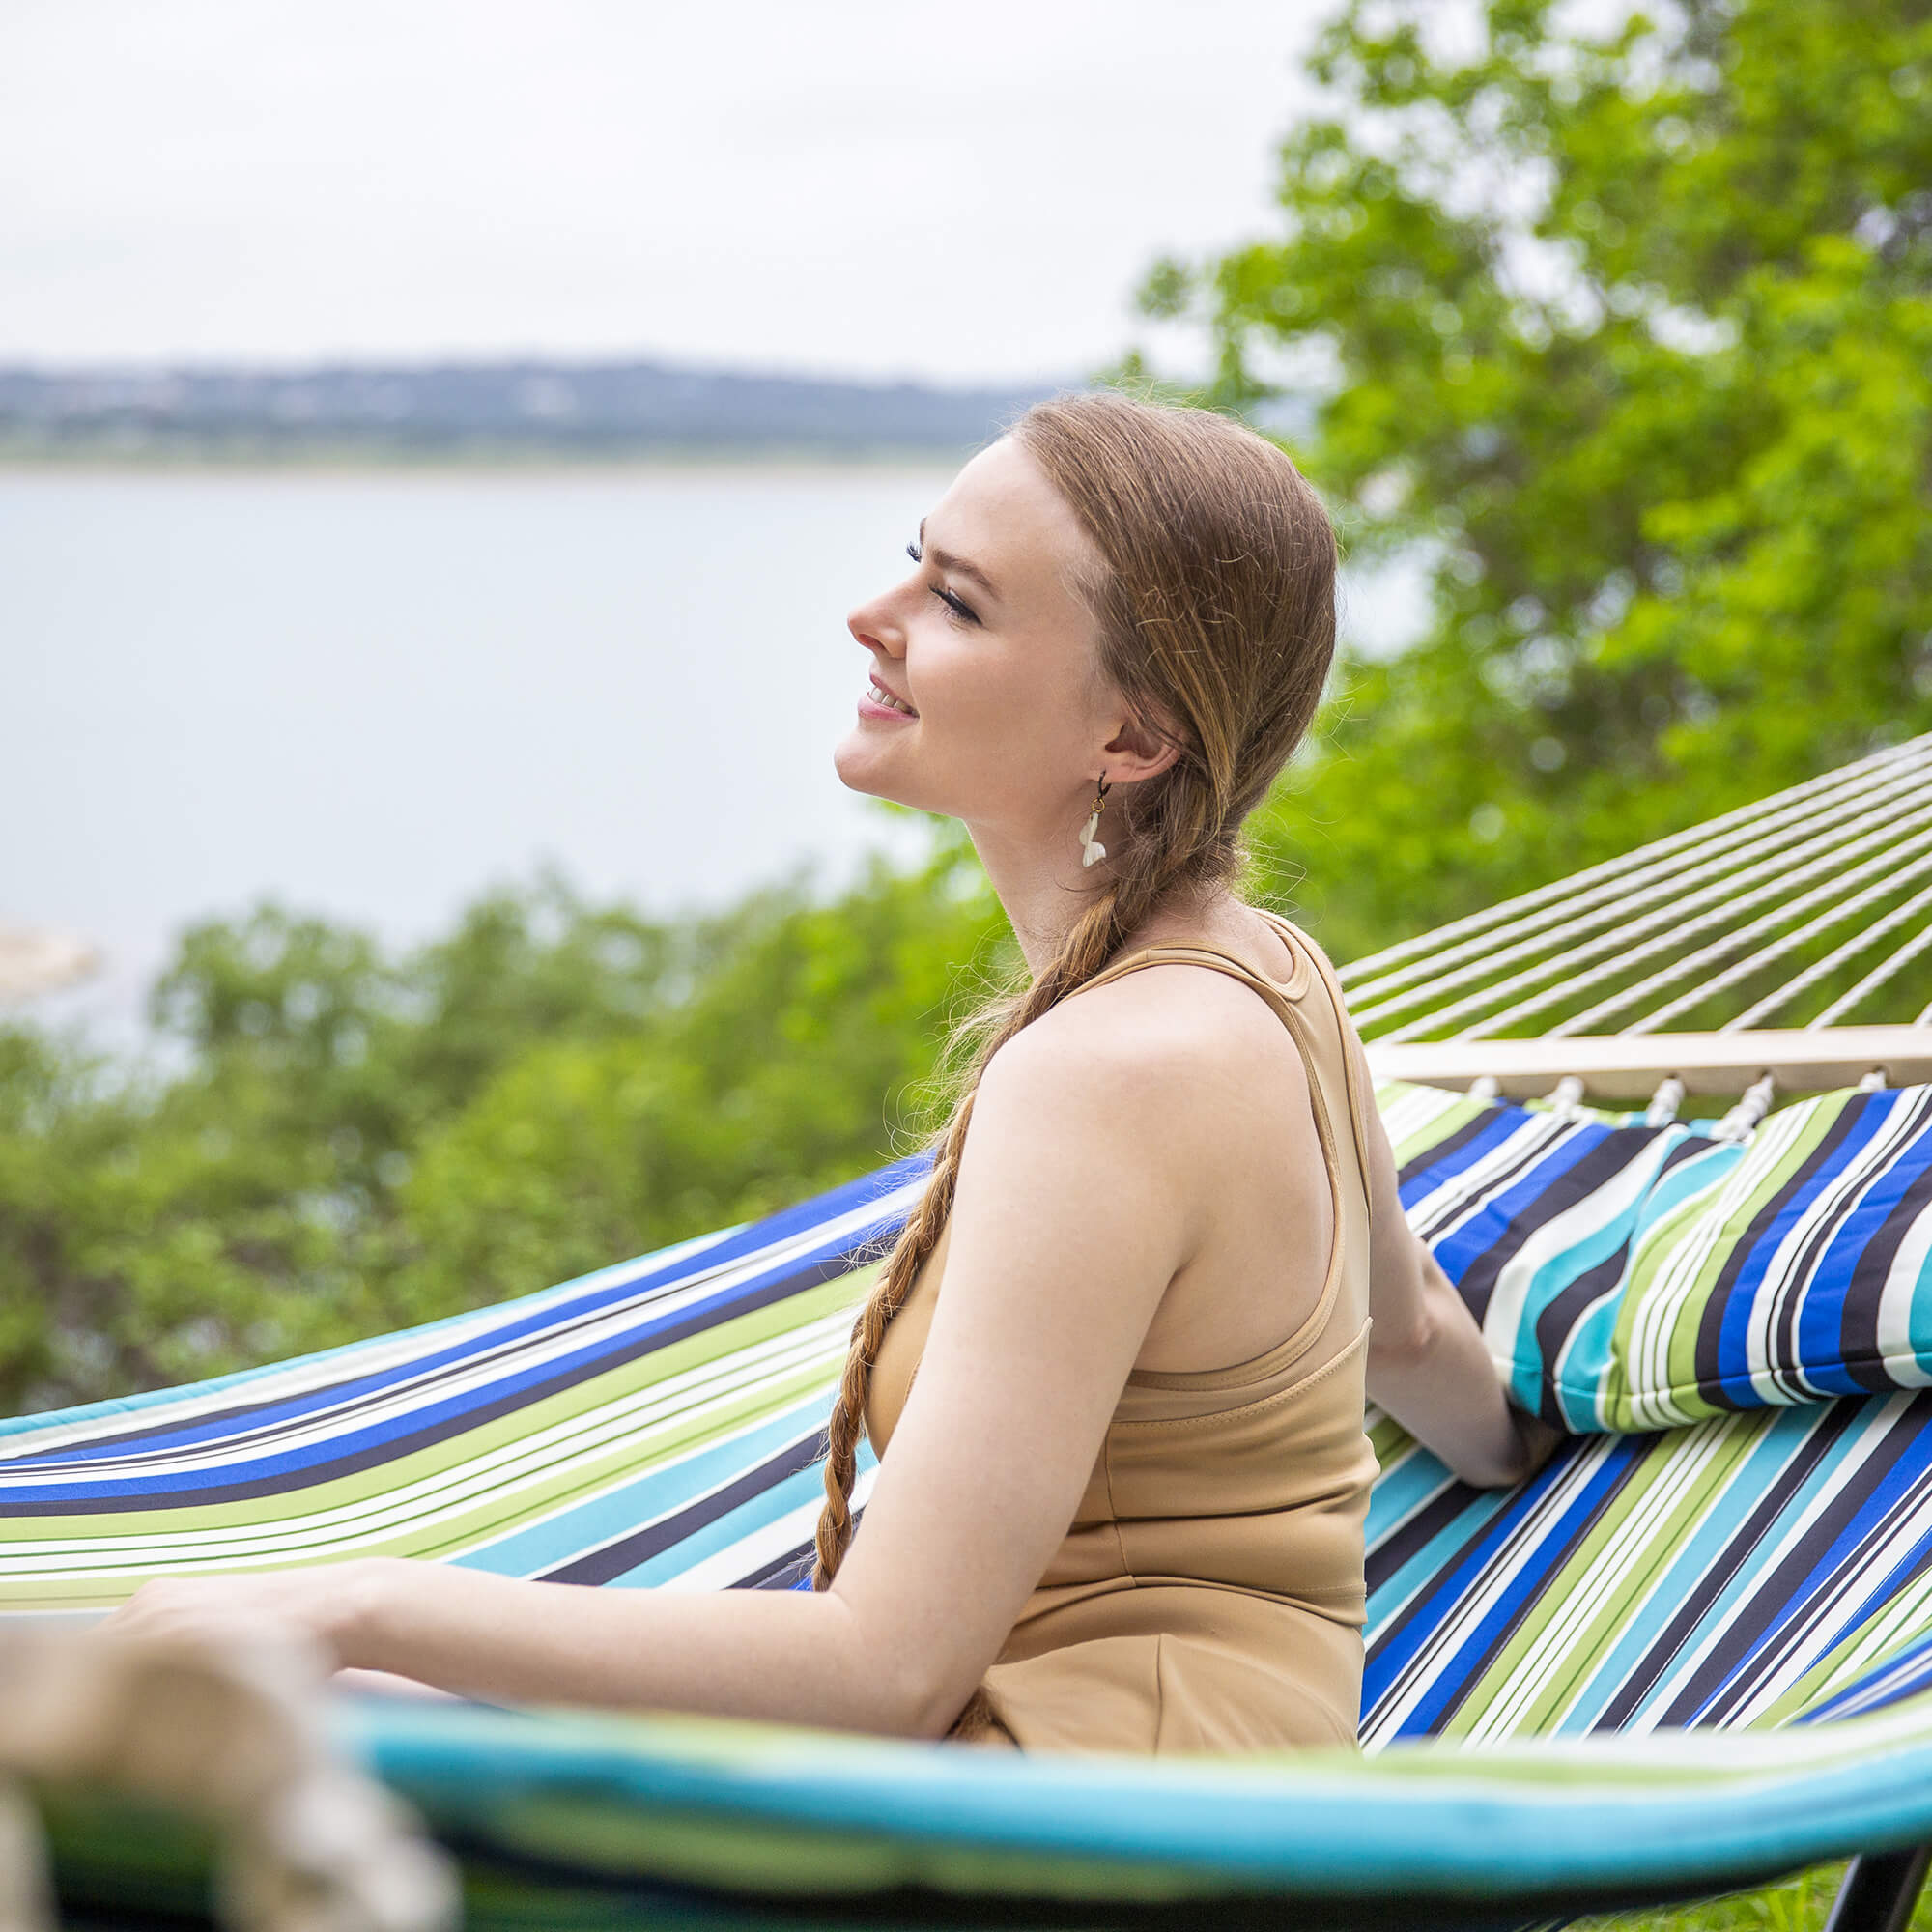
[1385,1079,1932,1433]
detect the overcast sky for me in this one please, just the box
[1,2,1330,384]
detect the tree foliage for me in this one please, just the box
[0,852,1010,1413]
[1133,0,1932,957]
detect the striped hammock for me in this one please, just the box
[9,742,1932,1929]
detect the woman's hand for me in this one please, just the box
[1506,1406,1568,1484]
[99,1560,387,1665]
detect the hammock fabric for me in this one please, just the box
[10,1080,1932,1926]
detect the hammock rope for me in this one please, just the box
[1397,807,1932,1041]
[1337,731,1932,1053]
[1348,748,1932,1027]
[1338,734,1932,1002]
[1731,877,1932,1033]
[1604,835,1932,1037]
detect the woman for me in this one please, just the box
[105,392,1559,1753]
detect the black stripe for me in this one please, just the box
[1718,1460,1932,1717]
[1396,1108,1513,1189]
[742,1501,871,1590]
[1769,1098,1894,1398]
[1412,1119,1575,1251]
[1363,1436,1622,1720]
[1691,1102,1864,1411]
[1413,1437,1646,1736]
[0,1222,878,1473]
[4,1263,765,1474]
[1364,1477,1479,1599]
[539,1430,829,1586]
[1456,1126,1672,1327]
[1841,1100,1932,1394]
[1527,1135,1716,1425]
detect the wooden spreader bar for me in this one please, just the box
[1366,1025,1932,1100]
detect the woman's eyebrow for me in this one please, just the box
[918,518,1000,600]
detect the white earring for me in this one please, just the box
[1079,775,1111,868]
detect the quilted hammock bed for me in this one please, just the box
[11,1069,1932,1927]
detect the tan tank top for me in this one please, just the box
[865,909,1380,1756]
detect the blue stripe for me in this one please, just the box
[1789,1094,1894,1391]
[1362,1442,1622,1726]
[1559,1407,1827,1732]
[1398,1109,1529,1212]
[1388,1437,1641,1737]
[1685,1412,1932,1724]
[1432,1122,1613,1286]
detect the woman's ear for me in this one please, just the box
[1101,711,1183,784]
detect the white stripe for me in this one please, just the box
[1627,1397,1915,1728]
[1465,1417,1748,1740]
[658,1466,878,1593]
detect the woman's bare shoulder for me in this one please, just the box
[981,956,1303,1134]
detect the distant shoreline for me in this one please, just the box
[0,356,1062,475]
[0,434,974,474]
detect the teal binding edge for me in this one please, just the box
[334,1690,1932,1912]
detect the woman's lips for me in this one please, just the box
[860,677,918,720]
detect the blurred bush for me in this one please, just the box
[0,844,1010,1413]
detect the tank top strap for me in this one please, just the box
[1061,916,1374,1378]
[1253,910,1377,1237]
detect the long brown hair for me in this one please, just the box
[809,390,1338,1650]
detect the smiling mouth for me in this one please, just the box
[867,677,918,718]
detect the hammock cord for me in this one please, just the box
[1339,732,1932,1046]
[1616,842,1932,1037]
[1734,879,1932,1032]
[1363,791,1932,1039]
[1337,735,1932,1001]
[1344,748,1932,1014]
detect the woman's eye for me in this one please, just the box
[906,539,977,624]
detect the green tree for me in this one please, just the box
[1134,0,1932,960]
[0,841,1009,1414]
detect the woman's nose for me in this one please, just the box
[847,605,902,657]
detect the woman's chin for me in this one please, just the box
[831,734,903,802]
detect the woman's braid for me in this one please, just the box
[810,833,1211,1593]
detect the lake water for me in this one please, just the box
[2,466,1428,1047]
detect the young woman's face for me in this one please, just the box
[834,436,1125,835]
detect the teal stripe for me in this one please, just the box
[1553,1407,1827,1733]
[449,1395,830,1577]
[1363,1478,1516,1645]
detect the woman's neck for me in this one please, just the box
[965,817,1234,979]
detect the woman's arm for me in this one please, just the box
[102,1007,1206,1738]
[1350,1033,1565,1487]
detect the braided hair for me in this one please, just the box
[810,393,1339,1730]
